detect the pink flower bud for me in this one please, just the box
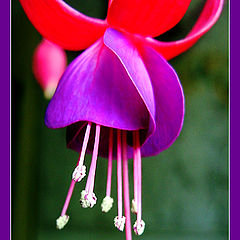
[32,39,67,99]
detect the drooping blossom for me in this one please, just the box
[19,0,224,239]
[32,39,67,99]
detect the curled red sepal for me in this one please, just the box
[107,0,191,37]
[142,0,224,60]
[19,0,107,50]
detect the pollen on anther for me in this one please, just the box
[133,219,145,235]
[101,196,114,213]
[72,165,86,182]
[80,190,97,208]
[56,215,69,230]
[114,216,126,231]
[131,199,137,214]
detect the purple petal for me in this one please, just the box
[61,30,157,158]
[46,29,184,158]
[138,45,185,157]
[104,28,184,157]
[103,28,156,142]
[45,38,150,131]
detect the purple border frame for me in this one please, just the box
[230,0,237,239]
[1,0,10,239]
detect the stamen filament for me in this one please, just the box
[61,180,76,216]
[122,131,132,240]
[117,129,123,217]
[78,122,92,166]
[135,130,142,223]
[132,131,138,214]
[86,124,101,193]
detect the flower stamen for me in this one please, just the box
[114,130,126,231]
[133,130,145,235]
[72,122,91,182]
[56,122,92,229]
[80,124,101,208]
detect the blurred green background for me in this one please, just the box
[12,0,228,239]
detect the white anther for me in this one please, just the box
[131,199,137,214]
[56,215,69,230]
[101,196,114,213]
[133,220,145,235]
[80,190,97,208]
[72,165,86,182]
[114,216,126,231]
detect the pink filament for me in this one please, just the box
[135,131,142,223]
[133,132,138,209]
[61,180,76,216]
[122,131,132,240]
[106,128,113,197]
[117,129,123,217]
[78,123,92,166]
[133,131,142,223]
[86,124,101,193]
[60,122,92,216]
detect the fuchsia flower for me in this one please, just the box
[32,39,67,99]
[19,0,223,239]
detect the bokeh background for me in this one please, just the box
[12,0,228,239]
